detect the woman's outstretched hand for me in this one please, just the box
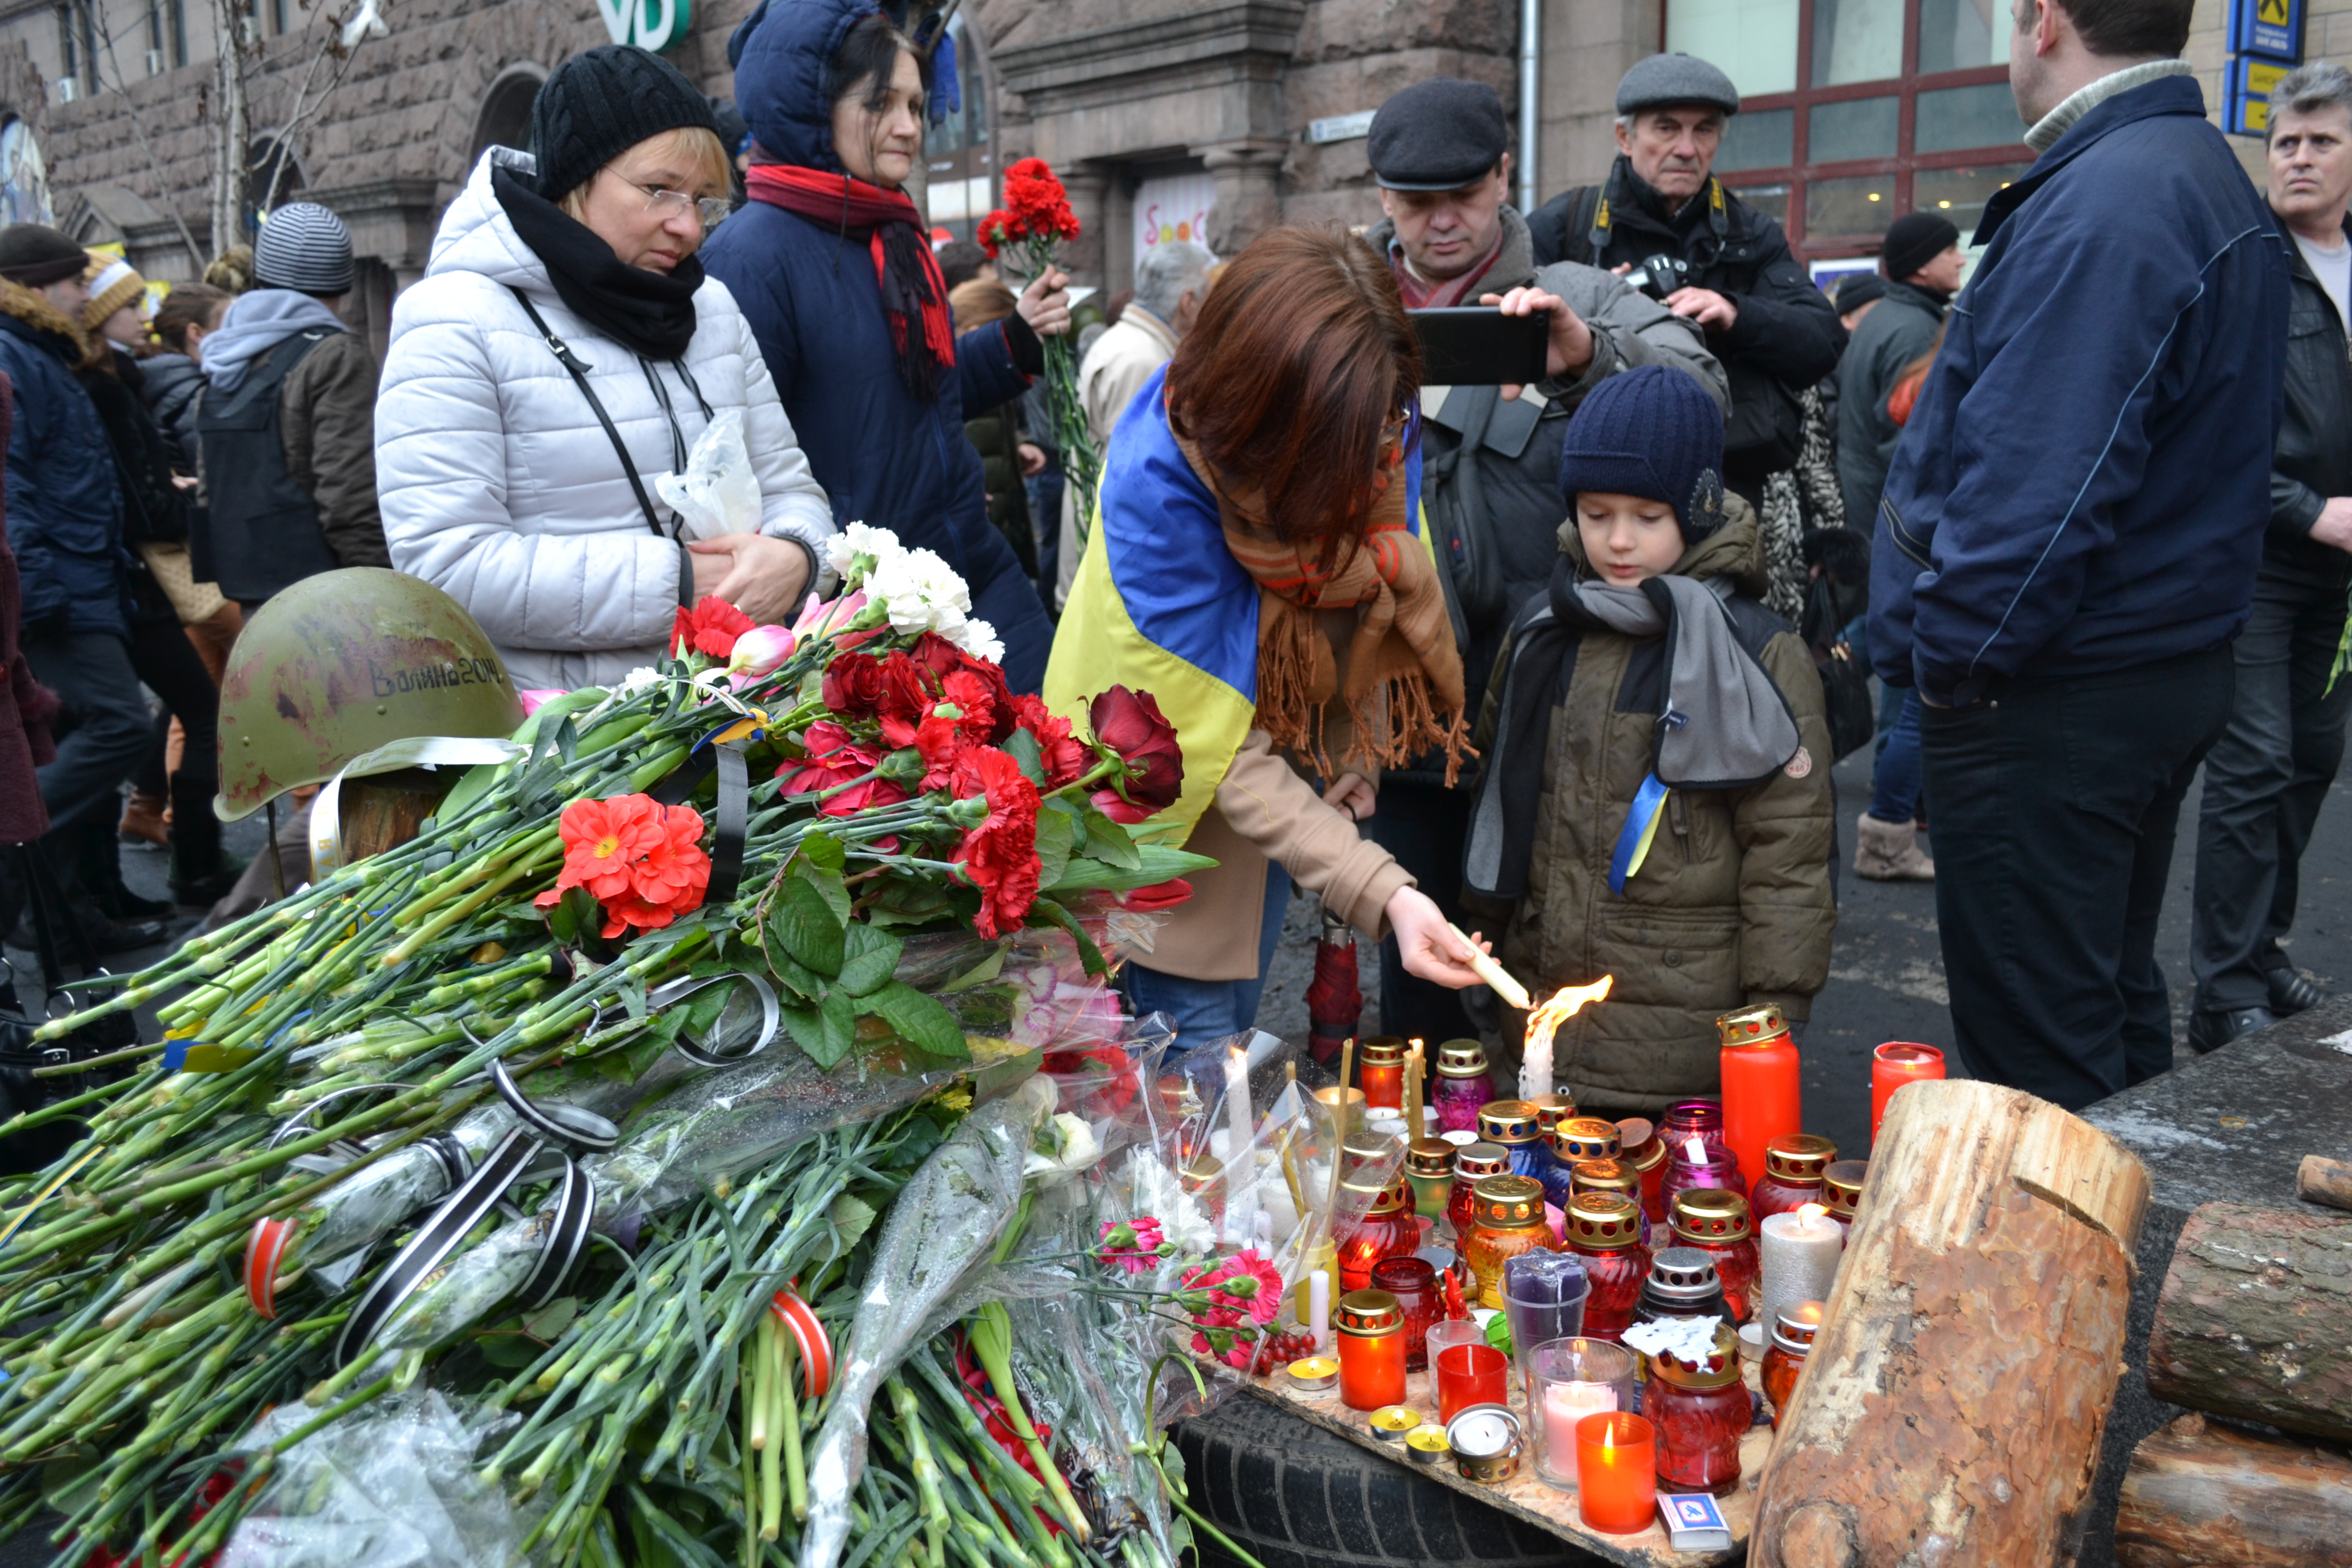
[688,533,814,625]
[1017,266,1073,338]
[1322,771,1376,823]
[1387,887,1489,989]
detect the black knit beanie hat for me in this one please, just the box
[1556,363,1729,545]
[0,224,92,288]
[530,45,721,206]
[1881,211,1961,284]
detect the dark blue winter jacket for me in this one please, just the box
[0,287,130,638]
[1869,74,2290,708]
[703,0,1055,693]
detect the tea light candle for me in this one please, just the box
[1370,1405,1422,1440]
[1447,1404,1514,1458]
[1405,1424,1451,1465]
[1757,1203,1843,1339]
[1285,1356,1339,1392]
[1574,1411,1656,1534]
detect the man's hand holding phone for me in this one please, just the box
[1482,286,1593,400]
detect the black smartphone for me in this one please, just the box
[1409,306,1550,385]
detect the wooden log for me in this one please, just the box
[2114,1413,2352,1567]
[2145,1203,2352,1444]
[1750,1080,2149,1568]
[2300,1155,2352,1214]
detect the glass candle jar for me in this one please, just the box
[1823,1159,1867,1238]
[1447,1142,1509,1239]
[1619,1118,1670,1224]
[1716,1002,1801,1198]
[1632,1245,1731,1331]
[1335,1289,1408,1411]
[1649,1321,1748,1498]
[1659,1099,1737,1173]
[1359,1036,1407,1112]
[1404,1138,1456,1226]
[1566,1155,1650,1248]
[1369,1257,1441,1371]
[1660,1133,1748,1213]
[1750,1133,1838,1222]
[1528,1093,1578,1141]
[1762,1299,1825,1427]
[1478,1100,1550,1182]
[1528,1337,1638,1489]
[1563,1192,1650,1342]
[1871,1042,1946,1145]
[1433,1040,1496,1135]
[1539,1116,1620,1209]
[1669,1188,1760,1324]
[1464,1174,1556,1308]
[1338,1177,1421,1293]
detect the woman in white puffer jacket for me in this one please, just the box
[376,45,833,690]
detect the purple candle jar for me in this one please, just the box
[1433,1040,1496,1135]
[1659,1136,1749,1212]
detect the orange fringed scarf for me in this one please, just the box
[1175,433,1474,786]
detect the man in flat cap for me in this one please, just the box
[1360,76,1728,1046]
[1528,54,1845,511]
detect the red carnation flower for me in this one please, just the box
[1089,686,1183,813]
[672,595,753,660]
[1001,158,1082,243]
[1011,694,1091,789]
[951,745,1041,938]
[881,705,968,791]
[912,633,1017,741]
[975,209,1014,259]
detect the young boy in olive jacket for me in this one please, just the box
[1462,365,1836,1117]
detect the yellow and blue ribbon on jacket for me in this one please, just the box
[1608,772,1671,895]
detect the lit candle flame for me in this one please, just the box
[1798,1200,1830,1229]
[1514,974,1615,1099]
[1684,1135,1708,1165]
[1602,1420,1614,1452]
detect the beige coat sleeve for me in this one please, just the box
[1213,730,1414,940]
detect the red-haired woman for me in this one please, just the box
[1046,225,1522,1049]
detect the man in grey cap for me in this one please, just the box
[1360,76,1728,1043]
[197,200,388,613]
[1528,54,1845,508]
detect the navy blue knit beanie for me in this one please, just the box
[1555,363,1727,543]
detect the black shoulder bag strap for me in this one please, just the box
[508,287,671,539]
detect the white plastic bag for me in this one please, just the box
[653,407,761,541]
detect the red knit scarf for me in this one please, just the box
[746,165,956,399]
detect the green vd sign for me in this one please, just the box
[596,0,689,53]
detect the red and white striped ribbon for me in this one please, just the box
[769,1284,832,1398]
[244,1217,295,1319]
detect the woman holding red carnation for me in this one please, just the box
[704,0,1067,694]
[1045,226,1494,1051]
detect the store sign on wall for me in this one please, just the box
[1135,174,1216,258]
[2225,0,2303,61]
[597,0,690,53]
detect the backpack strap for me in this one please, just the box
[508,287,671,539]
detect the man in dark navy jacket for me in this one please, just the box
[1868,0,2290,1109]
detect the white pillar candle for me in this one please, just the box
[1226,1045,1258,1243]
[1757,1203,1844,1340]
[1309,1268,1332,1353]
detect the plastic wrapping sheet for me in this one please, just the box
[218,1391,533,1568]
[800,1081,1053,1568]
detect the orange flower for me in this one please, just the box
[535,793,712,939]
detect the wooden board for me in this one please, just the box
[1233,1346,1776,1566]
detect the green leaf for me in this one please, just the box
[474,1330,543,1369]
[1001,725,1045,786]
[1033,804,1075,893]
[819,990,857,1059]
[939,946,1006,993]
[546,885,603,947]
[794,857,852,924]
[1026,896,1107,975]
[827,1192,878,1252]
[769,875,845,976]
[679,979,734,1038]
[857,980,969,1061]
[617,978,649,1022]
[1075,797,1144,870]
[522,1295,579,1340]
[780,996,852,1068]
[1046,844,1219,894]
[767,948,826,1001]
[836,922,904,997]
[796,830,847,877]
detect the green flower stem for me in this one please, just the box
[967,1302,1090,1544]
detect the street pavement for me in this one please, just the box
[1254,742,2352,1162]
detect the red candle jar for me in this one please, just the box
[1619,1118,1669,1223]
[1335,1289,1408,1411]
[1337,1175,1420,1293]
[1872,1042,1945,1143]
[1716,1003,1801,1203]
[1669,1189,1760,1323]
[1823,1160,1867,1238]
[1359,1036,1407,1112]
[1446,1141,1510,1240]
[1762,1300,1824,1427]
[1433,1040,1496,1135]
[1463,1174,1557,1308]
[1563,1192,1649,1342]
[1369,1257,1441,1371]
[1648,1321,1748,1497]
[1749,1134,1839,1222]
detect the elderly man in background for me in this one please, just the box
[2188,60,2352,1051]
[1361,76,1727,1043]
[1052,239,1213,609]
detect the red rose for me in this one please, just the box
[821,651,890,717]
[1090,789,1154,825]
[1116,878,1194,913]
[951,746,1041,938]
[777,721,883,796]
[672,596,754,660]
[1089,686,1183,812]
[1011,694,1090,789]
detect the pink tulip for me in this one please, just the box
[518,689,568,717]
[724,624,796,686]
[792,589,868,640]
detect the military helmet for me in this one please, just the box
[215,569,526,820]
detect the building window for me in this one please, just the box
[923,14,993,243]
[1665,0,2030,258]
[56,1,97,95]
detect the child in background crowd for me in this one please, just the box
[1461,365,1836,1116]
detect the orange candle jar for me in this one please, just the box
[1464,1175,1556,1308]
[1750,1134,1839,1222]
[1871,1043,1945,1144]
[1335,1289,1408,1411]
[1669,1188,1760,1324]
[1359,1036,1407,1112]
[1337,1175,1421,1293]
[1762,1300,1825,1427]
[1718,1003,1801,1200]
[1447,1142,1510,1239]
[1574,1411,1657,1533]
[1823,1159,1868,1238]
[1563,1192,1649,1341]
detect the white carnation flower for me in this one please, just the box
[866,545,974,638]
[953,618,1004,665]
[617,667,663,695]
[825,521,905,582]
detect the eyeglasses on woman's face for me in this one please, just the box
[603,168,732,232]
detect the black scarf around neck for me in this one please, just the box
[495,165,702,361]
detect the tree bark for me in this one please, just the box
[2299,1155,2352,1214]
[2145,1203,2352,1444]
[2114,1412,2352,1567]
[1749,1080,2150,1568]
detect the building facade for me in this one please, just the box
[0,0,2333,336]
